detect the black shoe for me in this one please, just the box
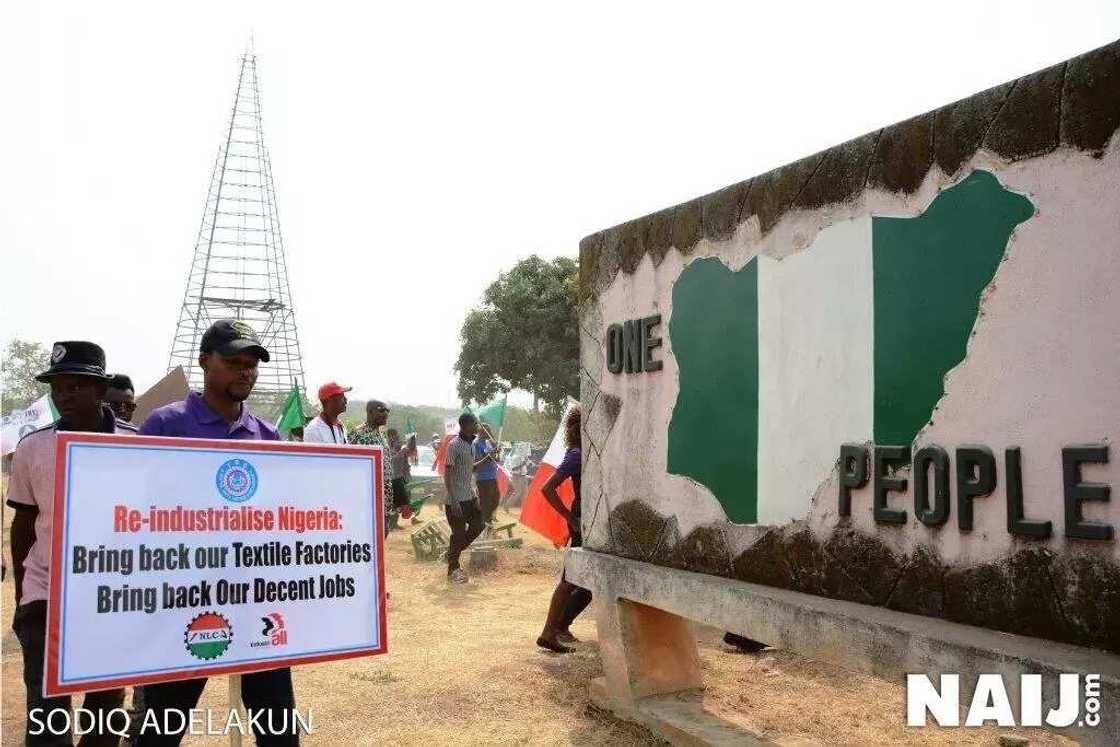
[723,632,767,652]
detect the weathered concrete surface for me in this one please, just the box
[618,687,771,747]
[468,547,498,573]
[581,106,1120,652]
[579,39,1120,299]
[601,507,1120,652]
[576,37,1120,744]
[590,592,702,714]
[590,679,772,746]
[569,548,1120,746]
[586,588,766,746]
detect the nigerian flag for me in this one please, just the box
[275,385,306,435]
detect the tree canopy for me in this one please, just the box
[454,255,578,412]
[340,399,556,447]
[2,339,50,413]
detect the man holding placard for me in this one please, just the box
[137,320,297,746]
[8,341,137,746]
[30,319,384,744]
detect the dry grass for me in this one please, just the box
[695,628,1074,745]
[1,501,1078,745]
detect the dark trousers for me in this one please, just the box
[390,478,411,509]
[561,587,593,629]
[476,479,500,523]
[445,501,485,573]
[14,600,126,747]
[136,668,298,746]
[560,527,591,629]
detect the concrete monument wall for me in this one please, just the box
[578,39,1120,653]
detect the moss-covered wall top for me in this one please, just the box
[579,39,1119,302]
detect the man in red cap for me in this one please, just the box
[304,381,351,444]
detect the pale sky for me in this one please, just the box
[2,2,1117,408]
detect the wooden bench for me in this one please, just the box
[410,520,523,561]
[485,522,518,539]
[475,537,524,552]
[409,522,450,561]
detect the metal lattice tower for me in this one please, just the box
[167,49,305,395]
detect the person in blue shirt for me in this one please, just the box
[536,406,592,653]
[473,423,502,523]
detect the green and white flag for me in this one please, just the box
[474,393,507,440]
[2,394,58,456]
[275,386,306,436]
[475,394,507,430]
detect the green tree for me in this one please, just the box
[500,405,556,446]
[2,339,50,413]
[342,399,458,441]
[455,256,578,411]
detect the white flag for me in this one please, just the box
[2,394,58,456]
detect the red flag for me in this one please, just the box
[496,463,512,497]
[432,417,458,477]
[519,402,577,547]
[432,435,452,476]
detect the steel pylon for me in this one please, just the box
[167,49,305,396]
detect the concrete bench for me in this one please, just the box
[566,548,1120,746]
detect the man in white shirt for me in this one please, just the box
[304,381,351,444]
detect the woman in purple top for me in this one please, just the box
[537,406,593,653]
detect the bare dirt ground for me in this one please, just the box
[1,502,1073,745]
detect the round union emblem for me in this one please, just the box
[215,458,258,503]
[185,611,233,660]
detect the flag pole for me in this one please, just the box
[229,674,243,746]
[496,391,508,446]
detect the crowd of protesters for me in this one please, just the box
[5,318,594,745]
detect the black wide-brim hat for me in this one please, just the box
[35,341,113,382]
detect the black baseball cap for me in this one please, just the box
[200,319,271,362]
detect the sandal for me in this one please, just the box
[536,636,573,654]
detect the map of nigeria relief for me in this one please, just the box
[667,170,1035,524]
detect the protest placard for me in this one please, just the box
[44,432,386,697]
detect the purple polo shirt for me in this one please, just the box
[139,391,280,441]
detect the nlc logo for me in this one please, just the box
[907,673,1102,728]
